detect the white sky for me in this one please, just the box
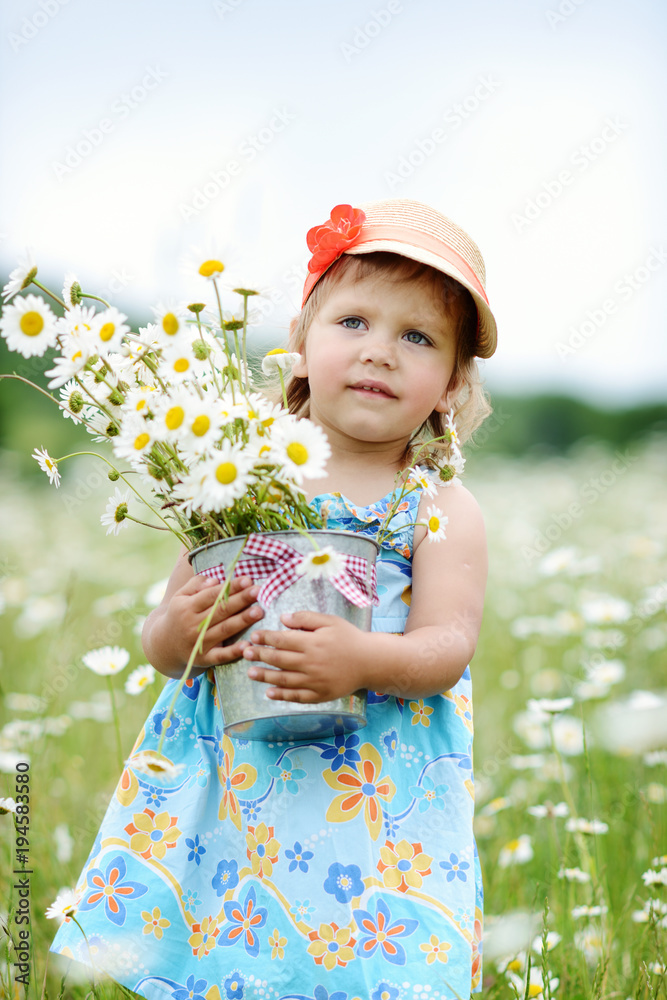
[1,0,666,406]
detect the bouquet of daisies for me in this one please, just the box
[0,253,331,549]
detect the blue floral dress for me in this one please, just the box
[51,485,483,1000]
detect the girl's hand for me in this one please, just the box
[144,573,265,677]
[243,611,371,703]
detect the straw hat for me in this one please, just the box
[302,198,497,358]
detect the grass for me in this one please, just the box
[0,436,665,999]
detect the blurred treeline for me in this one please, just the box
[1,333,666,479]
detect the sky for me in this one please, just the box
[1,0,666,406]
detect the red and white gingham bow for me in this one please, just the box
[199,533,379,608]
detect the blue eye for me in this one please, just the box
[341,317,364,329]
[404,330,431,345]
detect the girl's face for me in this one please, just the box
[292,269,458,457]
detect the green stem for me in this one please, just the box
[278,368,288,410]
[241,294,250,392]
[31,278,65,308]
[81,293,111,307]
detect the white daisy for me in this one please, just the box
[574,924,604,964]
[179,396,225,458]
[122,323,161,364]
[151,385,196,442]
[585,658,625,686]
[45,341,91,389]
[642,867,667,887]
[245,394,284,446]
[2,249,37,302]
[82,645,130,676]
[565,817,608,835]
[58,380,87,424]
[552,715,585,756]
[580,595,632,624]
[112,414,155,467]
[0,796,17,814]
[507,968,559,998]
[157,339,209,385]
[100,487,132,536]
[261,348,300,375]
[572,905,608,919]
[55,302,97,339]
[557,866,591,883]
[178,439,256,514]
[407,466,438,497]
[45,887,79,923]
[121,384,159,420]
[125,664,156,695]
[196,257,225,280]
[270,415,331,484]
[296,546,346,581]
[62,272,83,309]
[527,801,569,819]
[127,751,184,780]
[32,447,61,487]
[151,301,188,344]
[526,697,574,715]
[91,306,130,357]
[498,834,533,867]
[422,505,448,543]
[0,293,58,357]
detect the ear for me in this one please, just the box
[288,317,308,377]
[433,373,462,413]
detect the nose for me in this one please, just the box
[359,334,397,368]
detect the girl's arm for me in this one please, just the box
[243,484,487,701]
[142,547,265,679]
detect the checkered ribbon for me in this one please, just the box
[199,533,379,608]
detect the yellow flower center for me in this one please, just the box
[20,311,44,336]
[428,516,440,533]
[528,986,543,997]
[507,959,522,972]
[286,442,308,465]
[506,839,520,852]
[312,552,330,565]
[162,313,179,335]
[192,415,211,437]
[99,322,115,342]
[136,399,147,411]
[266,348,287,356]
[173,358,189,373]
[165,406,185,430]
[376,931,386,943]
[71,350,82,361]
[216,462,237,485]
[199,259,224,277]
[134,432,150,450]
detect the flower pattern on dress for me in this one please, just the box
[78,854,148,927]
[324,743,396,841]
[377,840,433,893]
[52,480,483,999]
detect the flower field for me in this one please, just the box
[0,432,666,999]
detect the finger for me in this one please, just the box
[193,580,260,617]
[280,611,337,631]
[243,644,301,670]
[246,664,305,689]
[265,685,319,704]
[201,639,252,666]
[246,628,308,652]
[202,604,264,646]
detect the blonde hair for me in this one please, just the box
[263,252,492,468]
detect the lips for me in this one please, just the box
[349,379,396,399]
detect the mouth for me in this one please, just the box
[349,380,396,399]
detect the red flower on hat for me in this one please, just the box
[306,204,366,274]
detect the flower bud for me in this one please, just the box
[69,391,84,414]
[108,469,120,481]
[223,319,244,332]
[187,302,206,314]
[233,288,259,297]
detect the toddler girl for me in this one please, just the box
[51,198,497,1000]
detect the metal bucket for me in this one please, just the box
[189,530,379,741]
